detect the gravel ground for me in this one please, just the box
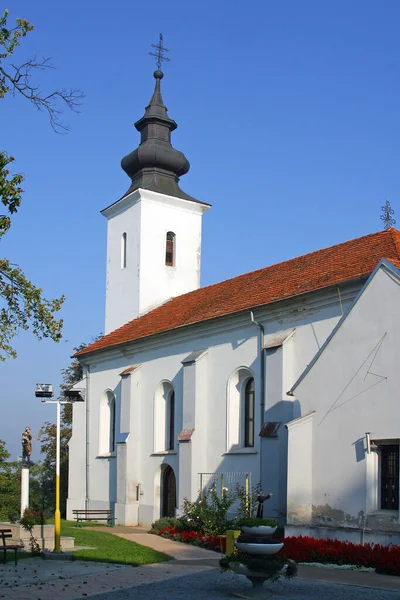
[87,568,400,600]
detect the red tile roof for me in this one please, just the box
[76,228,400,357]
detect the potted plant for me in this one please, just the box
[237,517,278,537]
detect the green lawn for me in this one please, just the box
[61,520,172,565]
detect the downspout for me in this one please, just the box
[250,311,265,487]
[84,364,91,511]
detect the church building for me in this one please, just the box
[67,60,400,545]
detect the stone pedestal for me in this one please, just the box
[20,464,29,517]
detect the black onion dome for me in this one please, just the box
[121,70,198,203]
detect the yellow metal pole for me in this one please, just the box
[55,401,61,552]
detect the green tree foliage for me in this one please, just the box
[59,341,87,426]
[0,439,19,520]
[0,9,83,360]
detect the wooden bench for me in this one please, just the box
[72,509,115,528]
[0,529,24,565]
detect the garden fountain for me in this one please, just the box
[220,492,297,597]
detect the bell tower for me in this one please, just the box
[102,37,210,334]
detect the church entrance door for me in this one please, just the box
[161,465,176,517]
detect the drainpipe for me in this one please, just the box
[250,311,266,487]
[85,364,91,511]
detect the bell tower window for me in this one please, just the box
[165,231,175,267]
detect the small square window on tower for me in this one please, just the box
[166,231,175,266]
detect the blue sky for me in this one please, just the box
[1,0,400,458]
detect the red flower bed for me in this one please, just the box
[159,526,225,553]
[281,536,400,576]
[158,528,400,576]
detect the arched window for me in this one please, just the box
[244,378,255,447]
[154,382,175,452]
[165,232,175,267]
[109,395,116,452]
[227,368,255,451]
[99,390,116,455]
[167,391,175,451]
[121,232,127,269]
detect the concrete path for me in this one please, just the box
[114,532,220,563]
[1,527,399,599]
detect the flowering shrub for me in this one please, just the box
[281,536,400,577]
[19,508,45,529]
[159,526,225,552]
[180,484,236,536]
[19,508,44,554]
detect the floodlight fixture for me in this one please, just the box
[63,388,85,402]
[35,383,54,399]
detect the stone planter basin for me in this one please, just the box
[241,525,277,536]
[235,540,284,556]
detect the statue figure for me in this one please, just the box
[256,492,272,519]
[22,427,37,465]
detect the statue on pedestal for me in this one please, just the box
[22,427,37,466]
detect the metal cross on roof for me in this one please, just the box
[149,33,170,70]
[380,199,396,230]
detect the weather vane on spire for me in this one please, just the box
[380,199,396,230]
[149,33,170,71]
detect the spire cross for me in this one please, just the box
[149,33,170,70]
[380,199,396,230]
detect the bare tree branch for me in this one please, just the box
[0,57,84,133]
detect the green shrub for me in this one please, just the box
[235,482,262,520]
[20,508,45,529]
[150,517,185,533]
[236,517,277,528]
[180,484,236,536]
[19,508,43,553]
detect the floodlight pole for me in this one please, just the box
[40,399,62,552]
[35,383,84,554]
[55,400,61,552]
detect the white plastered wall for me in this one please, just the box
[288,265,400,533]
[103,189,209,334]
[68,283,362,526]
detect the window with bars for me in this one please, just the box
[165,231,175,266]
[381,445,399,510]
[244,378,255,447]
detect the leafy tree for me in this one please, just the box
[0,439,19,520]
[0,9,83,360]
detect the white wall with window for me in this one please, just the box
[99,390,116,455]
[287,262,400,544]
[154,381,175,453]
[227,367,255,451]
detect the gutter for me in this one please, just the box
[250,311,265,485]
[84,364,91,511]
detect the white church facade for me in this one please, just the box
[67,65,400,545]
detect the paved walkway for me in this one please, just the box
[0,527,399,599]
